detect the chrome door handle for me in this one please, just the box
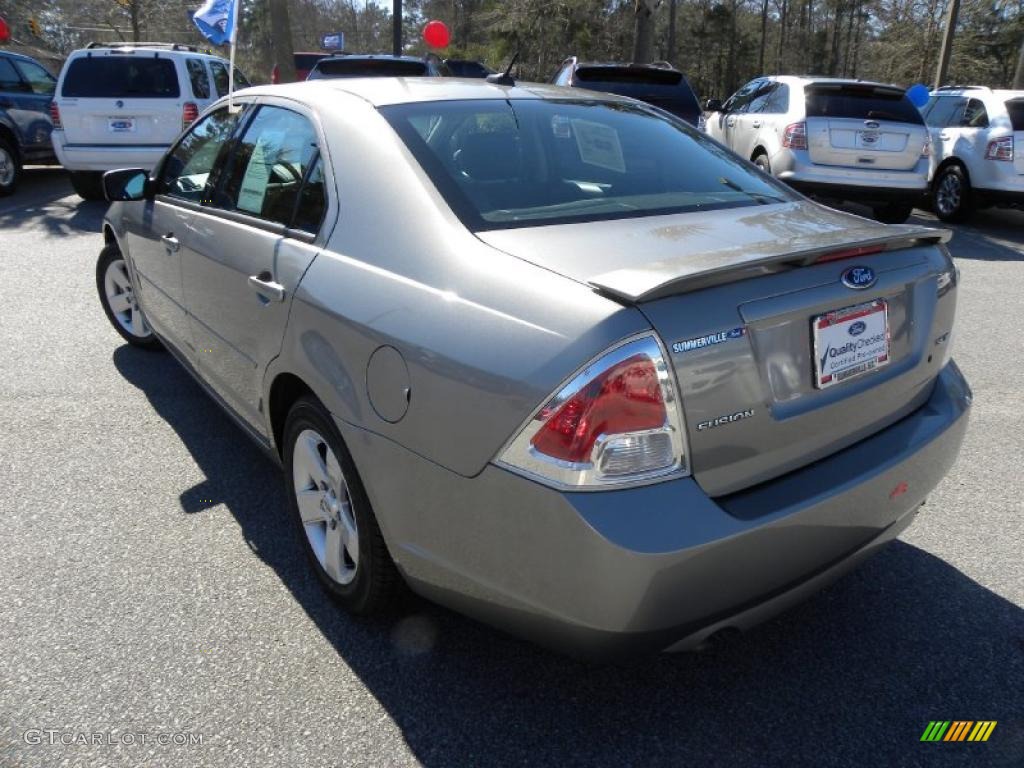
[248,272,285,303]
[751,120,762,128]
[939,132,951,140]
[161,233,180,252]
[726,117,736,127]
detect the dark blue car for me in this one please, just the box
[0,50,57,196]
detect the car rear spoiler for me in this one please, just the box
[587,224,952,303]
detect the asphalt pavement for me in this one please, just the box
[0,168,1021,767]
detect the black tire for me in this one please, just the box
[283,395,400,615]
[70,171,106,201]
[753,152,771,174]
[932,163,975,223]
[871,202,915,224]
[96,243,162,349]
[0,135,22,197]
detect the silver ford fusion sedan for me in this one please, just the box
[96,78,971,659]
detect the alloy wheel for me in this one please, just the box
[936,171,961,217]
[0,146,14,187]
[103,258,150,338]
[292,429,359,586]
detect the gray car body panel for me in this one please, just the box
[102,79,971,657]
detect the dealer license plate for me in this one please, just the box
[812,299,890,389]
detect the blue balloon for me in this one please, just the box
[907,83,931,108]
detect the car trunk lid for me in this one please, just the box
[804,82,927,171]
[478,202,956,497]
[58,53,184,146]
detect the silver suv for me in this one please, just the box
[922,86,1024,221]
[704,76,931,222]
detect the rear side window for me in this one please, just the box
[0,57,25,91]
[805,84,924,124]
[220,106,321,227]
[13,59,56,95]
[310,59,428,78]
[61,56,180,98]
[1005,100,1024,130]
[187,59,210,99]
[765,83,789,113]
[958,98,988,128]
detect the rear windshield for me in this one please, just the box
[805,84,923,124]
[295,53,327,70]
[572,68,700,123]
[62,56,179,98]
[1006,100,1024,131]
[309,59,428,79]
[382,98,795,231]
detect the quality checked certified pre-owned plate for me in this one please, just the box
[812,299,890,389]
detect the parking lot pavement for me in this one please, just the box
[0,169,1021,768]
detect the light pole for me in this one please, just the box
[393,0,402,57]
[933,0,961,89]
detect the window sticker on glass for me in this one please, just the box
[551,115,572,139]
[236,132,280,214]
[570,119,625,173]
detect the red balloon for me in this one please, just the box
[0,17,11,43]
[423,20,450,49]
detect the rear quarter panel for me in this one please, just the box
[266,94,649,477]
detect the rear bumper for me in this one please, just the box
[788,179,926,204]
[342,361,971,660]
[51,134,168,172]
[773,149,928,203]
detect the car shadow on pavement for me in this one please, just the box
[0,168,106,236]
[113,344,1024,767]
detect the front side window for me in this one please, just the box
[219,106,320,226]
[13,59,55,95]
[187,58,210,99]
[158,107,242,201]
[61,56,179,98]
[383,98,795,231]
[923,96,962,127]
[723,79,765,113]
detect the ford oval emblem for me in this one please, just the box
[115,100,124,109]
[848,320,867,336]
[865,120,880,129]
[841,266,877,290]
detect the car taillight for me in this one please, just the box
[782,122,807,150]
[271,64,280,85]
[985,136,1013,161]
[49,102,62,130]
[497,334,689,488]
[182,102,199,129]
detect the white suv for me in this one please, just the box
[51,43,250,199]
[922,86,1024,222]
[704,76,930,222]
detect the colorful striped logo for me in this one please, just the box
[920,721,997,742]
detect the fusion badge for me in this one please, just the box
[697,409,755,432]
[672,327,745,354]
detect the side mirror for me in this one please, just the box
[704,99,723,113]
[103,168,151,202]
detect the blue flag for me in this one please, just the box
[192,0,236,46]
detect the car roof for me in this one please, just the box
[775,75,904,90]
[315,54,427,64]
[66,45,228,62]
[242,78,632,107]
